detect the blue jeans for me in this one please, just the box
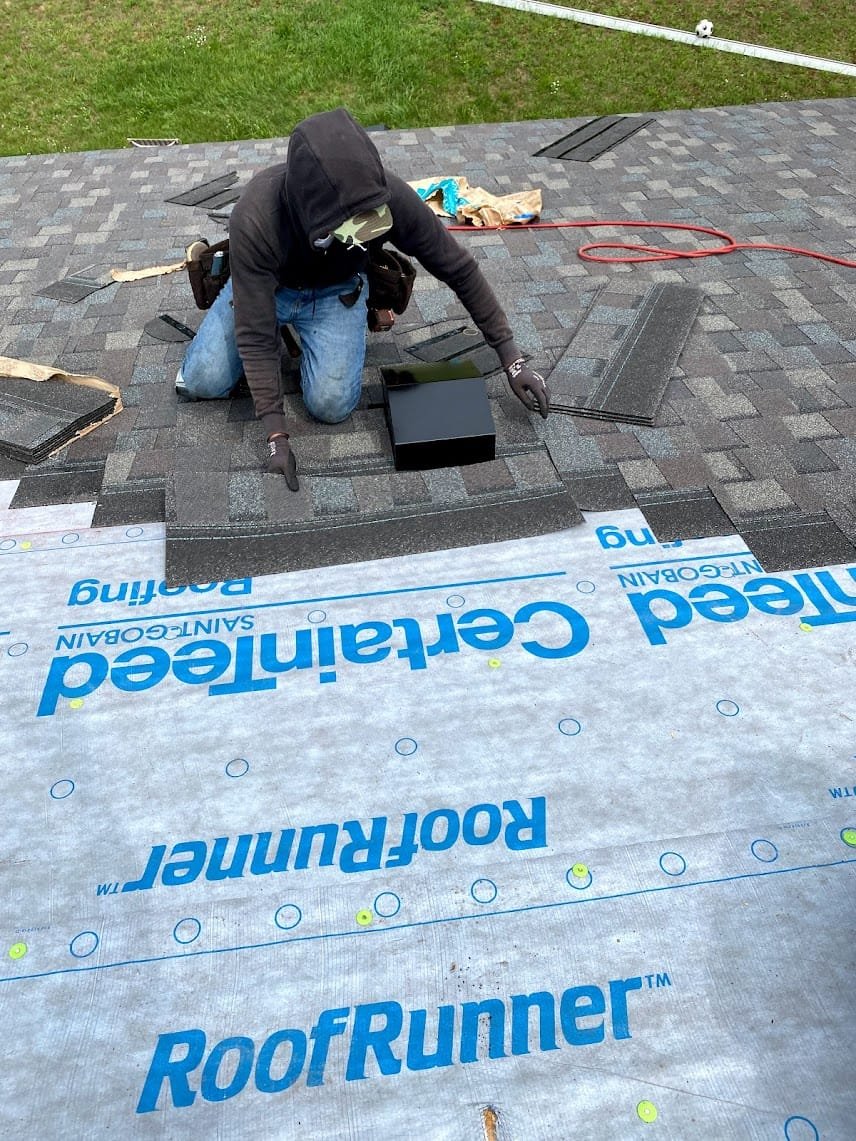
[177,274,367,423]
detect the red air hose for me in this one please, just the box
[448,219,856,269]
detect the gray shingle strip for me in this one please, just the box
[9,459,105,507]
[91,483,166,527]
[197,186,244,211]
[824,496,856,546]
[712,477,796,520]
[547,284,704,425]
[563,469,636,511]
[634,486,737,542]
[165,484,580,585]
[34,264,116,304]
[36,278,113,304]
[0,375,112,416]
[164,172,240,207]
[93,385,548,538]
[535,116,655,163]
[0,377,116,463]
[164,444,581,586]
[0,449,27,478]
[168,434,569,525]
[737,509,856,572]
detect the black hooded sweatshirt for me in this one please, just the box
[228,108,519,438]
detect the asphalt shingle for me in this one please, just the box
[1,96,855,570]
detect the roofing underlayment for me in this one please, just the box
[1,98,855,1138]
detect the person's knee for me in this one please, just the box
[301,361,362,422]
[177,357,235,400]
[303,387,359,423]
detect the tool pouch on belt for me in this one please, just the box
[366,243,416,330]
[186,238,231,310]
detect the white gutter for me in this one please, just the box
[472,0,856,78]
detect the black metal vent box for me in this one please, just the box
[382,374,496,471]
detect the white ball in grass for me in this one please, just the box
[695,19,714,38]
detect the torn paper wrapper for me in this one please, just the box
[110,260,187,283]
[409,176,541,227]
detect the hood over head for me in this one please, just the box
[284,108,390,247]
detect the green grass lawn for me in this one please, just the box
[554,0,856,58]
[0,0,853,157]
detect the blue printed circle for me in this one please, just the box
[307,610,327,624]
[470,878,498,904]
[751,839,779,863]
[50,779,75,800]
[565,867,593,891]
[783,1116,819,1141]
[225,757,250,778]
[62,533,80,545]
[69,930,99,958]
[659,851,687,877]
[7,642,28,657]
[575,580,596,595]
[716,699,740,717]
[558,718,582,737]
[446,594,465,608]
[373,892,401,919]
[395,737,418,757]
[0,539,16,551]
[274,904,302,931]
[125,527,144,538]
[173,917,202,945]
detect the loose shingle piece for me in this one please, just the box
[535,115,654,162]
[548,284,704,426]
[0,376,117,464]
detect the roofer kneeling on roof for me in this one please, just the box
[174,107,549,491]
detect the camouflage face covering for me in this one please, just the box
[331,204,393,249]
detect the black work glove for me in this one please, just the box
[267,435,299,492]
[506,357,549,419]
